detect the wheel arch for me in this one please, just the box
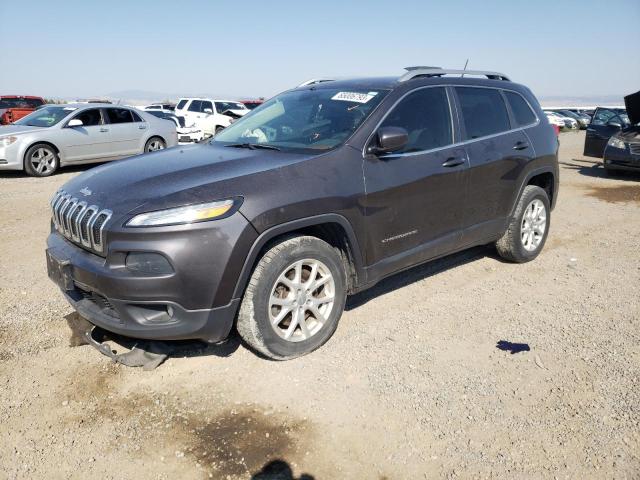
[508,166,557,218]
[232,214,366,300]
[22,140,60,167]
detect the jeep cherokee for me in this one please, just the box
[47,67,559,360]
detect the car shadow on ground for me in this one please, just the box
[251,460,315,480]
[559,158,639,181]
[346,244,498,311]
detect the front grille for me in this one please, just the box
[629,143,640,156]
[50,190,112,254]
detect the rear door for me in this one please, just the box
[455,87,535,244]
[56,108,112,162]
[104,107,144,156]
[363,86,468,273]
[584,108,624,158]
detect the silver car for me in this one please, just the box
[0,103,178,177]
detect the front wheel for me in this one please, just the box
[145,137,166,152]
[237,236,347,360]
[495,185,550,263]
[24,143,59,177]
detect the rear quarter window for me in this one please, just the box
[504,91,537,127]
[456,87,511,139]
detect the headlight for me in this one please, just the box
[127,199,236,227]
[607,136,626,150]
[0,136,18,147]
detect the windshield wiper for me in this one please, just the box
[225,143,281,151]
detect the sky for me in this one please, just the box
[1,0,639,102]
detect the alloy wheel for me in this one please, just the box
[147,139,165,152]
[268,259,336,342]
[521,199,546,251]
[30,147,56,175]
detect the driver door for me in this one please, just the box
[363,86,467,275]
[56,108,112,162]
[584,108,624,158]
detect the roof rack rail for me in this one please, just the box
[399,66,511,82]
[297,78,336,87]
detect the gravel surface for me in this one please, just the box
[1,131,638,479]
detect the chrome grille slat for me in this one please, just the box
[50,190,111,255]
[70,202,87,242]
[630,143,640,156]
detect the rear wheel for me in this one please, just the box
[237,236,347,360]
[145,137,166,152]
[24,143,59,177]
[495,185,550,263]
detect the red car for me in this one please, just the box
[0,95,45,124]
[240,99,264,110]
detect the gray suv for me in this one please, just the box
[47,67,559,360]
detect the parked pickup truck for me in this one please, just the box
[0,96,45,125]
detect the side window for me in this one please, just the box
[176,99,188,110]
[201,101,213,113]
[106,108,134,124]
[188,100,202,112]
[131,111,143,122]
[379,87,452,153]
[591,108,619,126]
[456,87,511,139]
[504,91,537,127]
[72,108,102,127]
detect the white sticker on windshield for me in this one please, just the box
[331,92,377,104]
[63,107,77,111]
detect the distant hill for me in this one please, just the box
[539,94,626,108]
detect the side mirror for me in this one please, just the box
[203,108,213,114]
[67,119,84,127]
[370,126,409,155]
[607,120,622,129]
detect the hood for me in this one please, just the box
[59,143,314,217]
[624,90,640,126]
[0,124,48,136]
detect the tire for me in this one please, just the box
[237,235,347,360]
[24,143,59,177]
[215,126,224,135]
[144,137,166,152]
[495,185,550,263]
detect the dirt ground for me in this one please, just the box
[0,131,638,480]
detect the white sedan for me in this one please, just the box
[0,104,177,177]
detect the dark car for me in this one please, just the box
[46,67,559,360]
[146,110,185,128]
[598,91,640,173]
[555,109,590,129]
[583,101,633,159]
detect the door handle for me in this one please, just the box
[99,128,109,133]
[138,124,147,129]
[442,157,465,168]
[513,141,529,150]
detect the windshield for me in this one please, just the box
[13,106,76,127]
[213,88,388,152]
